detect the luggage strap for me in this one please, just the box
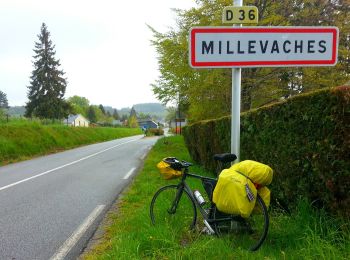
[234,170,254,184]
[234,170,262,189]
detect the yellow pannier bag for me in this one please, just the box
[157,161,182,180]
[258,186,271,208]
[212,169,257,218]
[230,160,273,186]
[253,187,271,213]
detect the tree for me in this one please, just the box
[129,107,137,118]
[87,105,97,123]
[151,0,350,122]
[165,106,177,123]
[67,95,90,116]
[112,109,120,120]
[128,115,139,128]
[99,104,106,115]
[0,90,9,109]
[121,114,128,121]
[25,23,70,119]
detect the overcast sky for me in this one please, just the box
[0,0,196,109]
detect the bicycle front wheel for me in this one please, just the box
[213,194,269,251]
[150,184,197,233]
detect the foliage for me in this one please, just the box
[165,106,177,123]
[0,90,8,121]
[0,109,6,122]
[68,97,117,124]
[99,104,106,115]
[81,136,350,260]
[25,23,70,119]
[128,115,139,128]
[87,105,97,123]
[145,128,164,136]
[67,95,90,116]
[151,0,350,122]
[0,122,142,165]
[0,90,9,109]
[112,109,119,120]
[129,106,137,118]
[183,86,350,217]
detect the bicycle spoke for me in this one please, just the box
[150,185,197,234]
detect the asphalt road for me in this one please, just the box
[0,135,158,260]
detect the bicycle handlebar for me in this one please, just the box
[163,157,192,170]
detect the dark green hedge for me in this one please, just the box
[183,86,350,217]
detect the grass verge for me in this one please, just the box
[0,122,142,165]
[81,136,350,259]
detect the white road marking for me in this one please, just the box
[50,205,105,260]
[0,138,140,192]
[140,146,152,160]
[140,151,148,160]
[123,167,136,180]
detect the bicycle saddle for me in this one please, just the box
[213,153,237,163]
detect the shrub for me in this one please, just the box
[183,86,350,217]
[146,128,164,136]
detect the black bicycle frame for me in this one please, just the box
[178,168,235,226]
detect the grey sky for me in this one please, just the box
[0,0,195,109]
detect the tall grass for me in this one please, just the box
[82,136,350,259]
[0,122,142,165]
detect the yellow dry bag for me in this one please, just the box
[230,160,273,186]
[212,169,257,218]
[157,160,182,180]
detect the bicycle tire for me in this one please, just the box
[212,194,269,251]
[150,184,197,233]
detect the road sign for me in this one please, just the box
[222,6,258,24]
[189,26,339,68]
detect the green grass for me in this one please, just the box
[81,135,350,260]
[0,122,142,165]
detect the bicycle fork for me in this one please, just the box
[167,184,185,214]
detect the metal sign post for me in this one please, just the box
[232,0,242,162]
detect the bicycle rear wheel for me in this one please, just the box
[212,194,269,251]
[150,184,197,233]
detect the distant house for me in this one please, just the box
[65,114,89,127]
[112,120,122,126]
[138,119,158,130]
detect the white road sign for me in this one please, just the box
[189,27,339,68]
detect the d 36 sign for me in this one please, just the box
[222,6,258,24]
[189,27,339,68]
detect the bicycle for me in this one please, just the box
[149,153,269,251]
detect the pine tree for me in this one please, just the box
[129,107,137,118]
[112,109,120,120]
[0,90,9,109]
[99,104,106,115]
[25,23,70,119]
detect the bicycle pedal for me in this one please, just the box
[202,220,215,235]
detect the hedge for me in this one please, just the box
[183,86,350,217]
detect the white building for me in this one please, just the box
[65,114,89,127]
